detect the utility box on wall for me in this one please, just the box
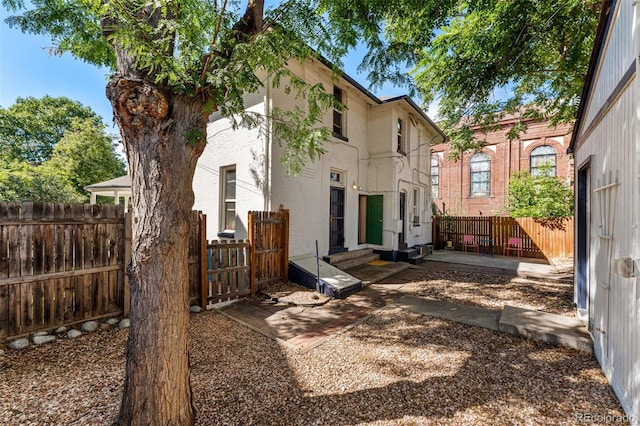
[614,257,635,278]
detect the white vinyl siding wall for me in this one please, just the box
[573,1,639,420]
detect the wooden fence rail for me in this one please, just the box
[433,215,573,260]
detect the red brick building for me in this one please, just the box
[431,117,573,216]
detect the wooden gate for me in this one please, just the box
[248,208,289,291]
[200,208,290,307]
[200,239,251,306]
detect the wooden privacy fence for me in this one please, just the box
[0,202,126,340]
[0,202,203,340]
[1,202,289,339]
[201,240,252,306]
[433,215,573,260]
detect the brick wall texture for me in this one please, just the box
[431,118,573,216]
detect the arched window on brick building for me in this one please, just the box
[530,145,557,176]
[470,152,491,197]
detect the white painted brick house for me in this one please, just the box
[192,58,446,260]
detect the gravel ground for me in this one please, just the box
[0,270,625,425]
[411,269,575,316]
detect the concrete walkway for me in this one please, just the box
[215,254,591,353]
[392,294,592,353]
[424,250,573,282]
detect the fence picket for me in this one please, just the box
[0,282,8,339]
[55,278,66,325]
[0,224,7,279]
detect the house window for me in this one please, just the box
[470,153,491,197]
[530,145,557,176]
[431,155,439,199]
[221,166,236,231]
[333,86,344,137]
[412,188,420,225]
[397,118,406,154]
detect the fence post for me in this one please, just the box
[199,213,208,308]
[281,208,289,283]
[247,211,256,296]
[124,212,132,317]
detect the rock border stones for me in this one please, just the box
[0,305,202,355]
[4,316,130,352]
[3,305,203,352]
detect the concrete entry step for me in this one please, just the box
[345,261,411,286]
[334,253,380,270]
[323,248,374,265]
[499,305,593,353]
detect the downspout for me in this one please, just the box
[508,137,512,188]
[459,151,464,215]
[264,77,271,211]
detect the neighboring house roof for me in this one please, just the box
[568,0,614,153]
[84,174,132,198]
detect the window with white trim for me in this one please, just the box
[470,153,491,197]
[333,86,345,137]
[221,166,236,231]
[397,118,406,154]
[431,155,439,199]
[530,145,557,176]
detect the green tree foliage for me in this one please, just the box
[316,0,600,158]
[0,97,126,203]
[2,0,347,173]
[0,96,103,164]
[0,160,83,202]
[42,118,126,199]
[506,165,573,218]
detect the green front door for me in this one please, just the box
[366,195,383,245]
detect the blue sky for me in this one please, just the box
[1,18,411,126]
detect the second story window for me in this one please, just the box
[333,86,344,137]
[530,145,557,176]
[221,166,236,231]
[431,155,439,199]
[470,153,491,197]
[397,118,406,154]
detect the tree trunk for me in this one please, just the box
[107,77,207,425]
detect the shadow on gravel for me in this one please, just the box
[189,309,624,425]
